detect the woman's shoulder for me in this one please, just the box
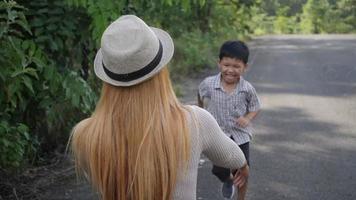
[73,117,92,134]
[185,105,210,116]
[184,105,217,127]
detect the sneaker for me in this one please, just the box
[221,179,235,199]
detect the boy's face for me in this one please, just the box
[218,57,247,85]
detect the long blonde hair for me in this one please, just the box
[70,68,190,200]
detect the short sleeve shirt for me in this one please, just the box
[198,73,261,145]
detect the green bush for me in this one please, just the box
[0,0,97,169]
[0,121,37,168]
[171,30,217,78]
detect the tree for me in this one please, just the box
[300,0,329,33]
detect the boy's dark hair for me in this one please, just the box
[219,40,249,64]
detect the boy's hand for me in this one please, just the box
[233,164,249,188]
[235,116,250,128]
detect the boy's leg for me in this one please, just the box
[212,165,235,199]
[211,136,235,182]
[235,142,249,200]
[211,165,231,182]
[211,136,236,199]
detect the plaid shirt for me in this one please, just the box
[198,73,261,145]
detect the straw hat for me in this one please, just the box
[94,15,174,86]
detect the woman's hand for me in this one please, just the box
[232,163,249,188]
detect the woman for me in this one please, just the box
[69,15,249,200]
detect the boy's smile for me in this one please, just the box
[218,57,247,85]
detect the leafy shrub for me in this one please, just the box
[0,121,37,168]
[0,1,38,169]
[0,1,97,169]
[172,30,218,78]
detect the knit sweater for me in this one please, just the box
[173,105,247,199]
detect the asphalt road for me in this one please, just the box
[193,35,356,200]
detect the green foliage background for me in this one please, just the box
[0,0,355,170]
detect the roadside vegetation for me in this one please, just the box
[0,0,355,198]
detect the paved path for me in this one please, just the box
[192,35,356,200]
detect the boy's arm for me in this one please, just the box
[198,78,211,108]
[236,85,261,127]
[245,110,260,121]
[236,110,260,128]
[197,92,204,108]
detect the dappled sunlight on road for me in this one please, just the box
[246,35,356,200]
[258,93,356,126]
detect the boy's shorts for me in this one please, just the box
[211,141,250,182]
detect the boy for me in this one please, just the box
[198,40,261,200]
